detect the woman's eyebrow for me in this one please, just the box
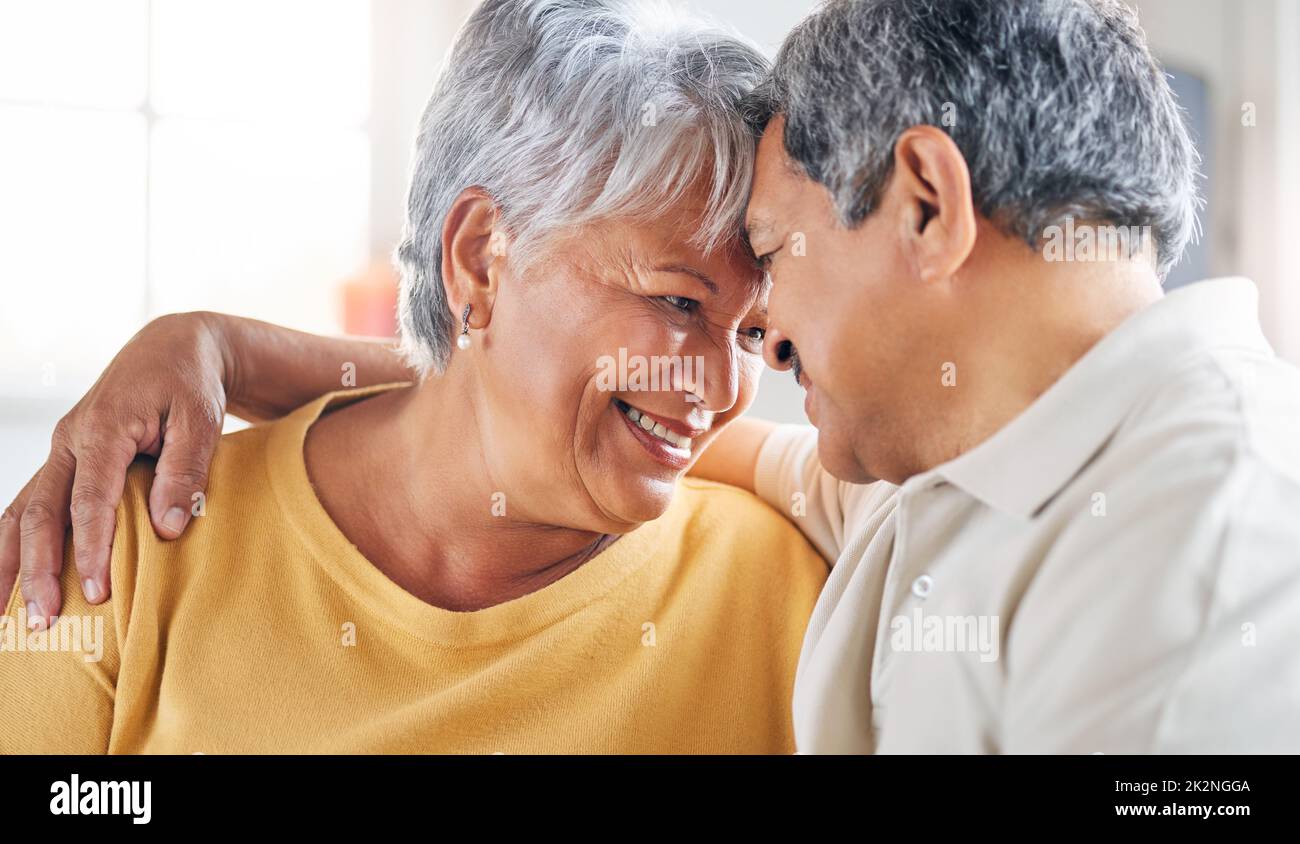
[653,264,719,295]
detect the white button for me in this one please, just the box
[911,575,934,599]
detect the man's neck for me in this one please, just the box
[934,249,1165,470]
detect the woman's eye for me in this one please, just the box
[738,326,766,351]
[661,295,698,312]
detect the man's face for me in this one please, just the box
[746,117,956,484]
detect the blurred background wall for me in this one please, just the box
[1,0,1298,500]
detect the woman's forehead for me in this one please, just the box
[635,238,768,303]
[578,212,759,285]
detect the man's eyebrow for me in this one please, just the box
[653,264,719,295]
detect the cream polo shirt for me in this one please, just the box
[754,277,1300,754]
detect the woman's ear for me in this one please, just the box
[440,186,506,329]
[887,125,977,283]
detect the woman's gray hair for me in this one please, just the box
[396,0,768,375]
[743,0,1202,280]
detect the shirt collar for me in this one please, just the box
[930,277,1272,518]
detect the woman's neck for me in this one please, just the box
[303,379,618,611]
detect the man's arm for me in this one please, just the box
[0,311,414,625]
[687,416,775,493]
[219,313,412,423]
[697,418,894,566]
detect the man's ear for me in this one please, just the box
[887,125,977,283]
[440,186,505,329]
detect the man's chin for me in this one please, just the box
[815,428,877,485]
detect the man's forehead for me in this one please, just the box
[742,212,776,249]
[745,119,798,236]
[755,115,802,176]
[744,164,777,241]
[744,163,784,244]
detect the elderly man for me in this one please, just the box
[5,0,1300,753]
[715,0,1300,752]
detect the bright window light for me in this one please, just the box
[0,107,147,398]
[0,0,373,402]
[149,118,370,334]
[151,0,370,124]
[0,0,149,108]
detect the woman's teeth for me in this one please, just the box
[617,400,693,451]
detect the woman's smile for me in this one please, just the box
[612,397,701,471]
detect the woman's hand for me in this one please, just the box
[0,311,414,628]
[0,313,231,628]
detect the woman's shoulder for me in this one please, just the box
[669,477,830,565]
[120,422,274,519]
[99,422,281,620]
[641,479,831,606]
[115,422,280,562]
[675,475,790,514]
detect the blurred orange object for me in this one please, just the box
[342,261,399,338]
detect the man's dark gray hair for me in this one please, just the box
[744,0,1202,278]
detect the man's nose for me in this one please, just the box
[763,325,796,372]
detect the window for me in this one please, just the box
[0,0,372,402]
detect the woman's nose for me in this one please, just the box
[763,325,796,373]
[680,338,740,412]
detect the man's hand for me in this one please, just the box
[0,313,230,629]
[0,310,414,629]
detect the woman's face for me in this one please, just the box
[471,189,769,533]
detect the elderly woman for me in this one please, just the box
[0,0,827,753]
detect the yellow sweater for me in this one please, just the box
[1,387,828,753]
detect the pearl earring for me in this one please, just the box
[457,304,472,350]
